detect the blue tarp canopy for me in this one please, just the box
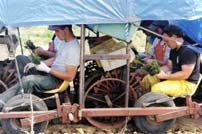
[0,0,202,26]
[0,0,202,43]
[170,19,202,44]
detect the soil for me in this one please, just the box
[43,117,202,134]
[0,116,201,134]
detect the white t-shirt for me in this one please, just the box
[51,38,80,72]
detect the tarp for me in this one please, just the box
[0,0,202,26]
[88,23,139,42]
[170,19,202,44]
[0,0,202,43]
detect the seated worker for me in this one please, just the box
[152,25,200,97]
[8,31,65,77]
[143,21,170,66]
[33,34,64,66]
[0,25,80,109]
[148,37,170,65]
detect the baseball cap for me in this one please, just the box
[148,20,169,31]
[48,25,72,30]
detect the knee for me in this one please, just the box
[151,83,161,93]
[22,75,36,85]
[16,55,26,61]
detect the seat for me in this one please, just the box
[190,73,202,96]
[43,81,69,94]
[171,74,202,99]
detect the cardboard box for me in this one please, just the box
[90,39,135,71]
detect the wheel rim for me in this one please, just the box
[84,78,136,129]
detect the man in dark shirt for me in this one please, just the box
[152,25,200,97]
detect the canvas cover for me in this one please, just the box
[0,0,201,43]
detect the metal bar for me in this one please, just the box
[17,27,24,55]
[138,25,182,45]
[84,54,130,60]
[156,110,189,122]
[0,111,57,119]
[81,107,189,117]
[124,42,130,107]
[55,94,62,117]
[79,24,85,109]
[21,112,58,127]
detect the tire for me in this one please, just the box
[1,94,49,134]
[134,92,176,134]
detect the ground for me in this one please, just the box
[0,116,201,134]
[44,117,202,134]
[45,117,202,134]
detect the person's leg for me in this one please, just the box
[8,55,30,75]
[0,74,60,110]
[21,75,60,93]
[151,80,196,97]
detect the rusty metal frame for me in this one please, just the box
[0,24,202,129]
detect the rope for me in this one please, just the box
[119,117,130,134]
[30,94,34,134]
[125,23,129,42]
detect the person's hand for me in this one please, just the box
[24,63,36,73]
[35,62,51,73]
[155,70,167,79]
[48,42,54,52]
[34,47,44,55]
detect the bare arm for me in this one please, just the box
[160,60,172,72]
[156,64,195,80]
[34,47,56,58]
[49,65,78,81]
[43,57,56,66]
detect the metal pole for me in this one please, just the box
[125,41,130,107]
[79,25,85,109]
[124,23,130,108]
[17,27,24,55]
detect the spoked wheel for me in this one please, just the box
[134,92,176,134]
[0,66,18,93]
[0,80,8,93]
[84,78,137,129]
[1,94,49,134]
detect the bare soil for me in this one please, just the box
[44,116,202,134]
[0,116,201,134]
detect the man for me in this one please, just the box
[0,25,80,108]
[144,21,170,66]
[8,33,63,76]
[152,25,200,97]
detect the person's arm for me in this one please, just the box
[43,57,56,66]
[156,64,195,80]
[49,65,78,81]
[34,47,56,58]
[160,60,172,72]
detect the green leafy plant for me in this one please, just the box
[143,60,160,75]
[25,40,41,64]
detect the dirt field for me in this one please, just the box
[45,117,202,134]
[0,116,201,134]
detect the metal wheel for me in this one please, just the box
[84,78,137,129]
[1,94,49,134]
[0,66,18,93]
[0,80,8,93]
[134,92,176,134]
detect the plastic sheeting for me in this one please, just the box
[170,19,202,44]
[0,0,202,26]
